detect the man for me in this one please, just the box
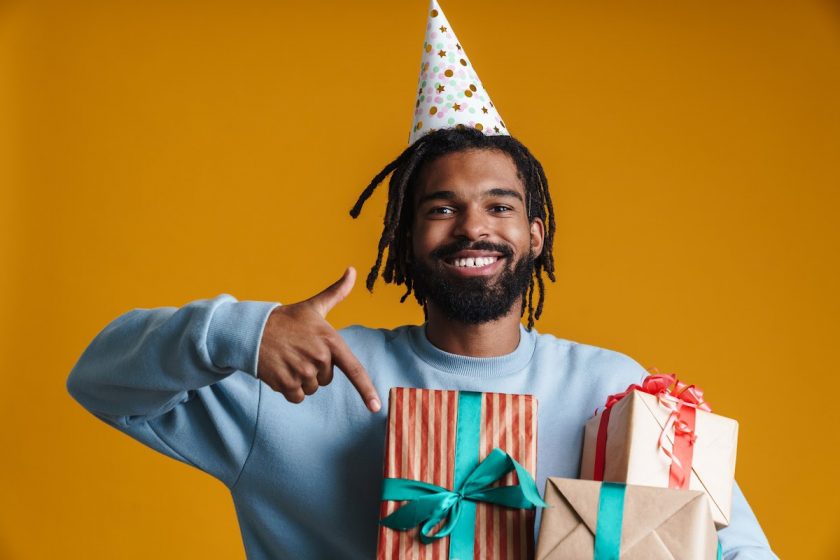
[67,2,776,558]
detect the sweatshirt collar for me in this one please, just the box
[407,323,536,378]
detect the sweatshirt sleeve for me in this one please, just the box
[67,294,279,488]
[719,481,779,559]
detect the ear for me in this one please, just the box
[529,217,545,257]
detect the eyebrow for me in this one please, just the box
[417,187,524,206]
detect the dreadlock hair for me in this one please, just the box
[349,127,556,330]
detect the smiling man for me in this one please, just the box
[411,149,543,333]
[358,133,551,356]
[66,2,777,559]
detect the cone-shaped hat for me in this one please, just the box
[409,0,508,144]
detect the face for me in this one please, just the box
[409,149,545,323]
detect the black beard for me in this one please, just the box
[411,240,534,325]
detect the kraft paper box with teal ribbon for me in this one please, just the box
[536,478,721,560]
[377,387,546,560]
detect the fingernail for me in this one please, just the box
[369,398,381,413]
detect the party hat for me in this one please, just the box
[409,0,508,144]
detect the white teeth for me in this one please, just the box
[452,256,499,268]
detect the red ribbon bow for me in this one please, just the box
[593,371,712,489]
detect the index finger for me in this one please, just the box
[328,334,381,413]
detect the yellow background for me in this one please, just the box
[2,0,839,557]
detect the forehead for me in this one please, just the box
[413,149,525,202]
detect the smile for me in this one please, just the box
[440,251,506,277]
[449,256,499,268]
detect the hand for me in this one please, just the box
[257,267,381,412]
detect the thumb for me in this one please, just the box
[308,267,356,317]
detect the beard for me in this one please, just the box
[410,240,535,325]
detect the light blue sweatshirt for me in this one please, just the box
[67,295,777,559]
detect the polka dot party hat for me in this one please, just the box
[409,0,508,145]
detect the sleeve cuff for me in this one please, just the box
[206,298,280,376]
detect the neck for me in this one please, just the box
[424,302,523,357]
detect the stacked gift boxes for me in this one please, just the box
[537,374,738,559]
[377,376,737,559]
[579,375,738,527]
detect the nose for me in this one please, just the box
[452,205,490,241]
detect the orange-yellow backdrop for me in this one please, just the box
[2,0,839,558]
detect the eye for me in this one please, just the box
[429,206,455,215]
[490,205,513,213]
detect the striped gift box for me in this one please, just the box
[377,387,539,560]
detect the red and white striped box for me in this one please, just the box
[377,387,539,560]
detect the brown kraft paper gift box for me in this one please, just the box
[579,387,738,528]
[536,478,719,560]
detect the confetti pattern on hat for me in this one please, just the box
[409,0,508,145]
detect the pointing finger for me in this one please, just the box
[329,334,380,413]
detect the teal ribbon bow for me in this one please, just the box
[380,447,547,542]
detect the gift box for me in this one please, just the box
[377,387,545,560]
[579,374,738,527]
[536,478,721,560]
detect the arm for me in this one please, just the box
[719,481,778,559]
[67,295,277,487]
[67,268,380,486]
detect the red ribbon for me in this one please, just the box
[592,372,711,490]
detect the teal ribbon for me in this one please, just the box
[593,483,722,560]
[379,391,547,559]
[594,482,626,560]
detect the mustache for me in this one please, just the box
[429,239,514,261]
